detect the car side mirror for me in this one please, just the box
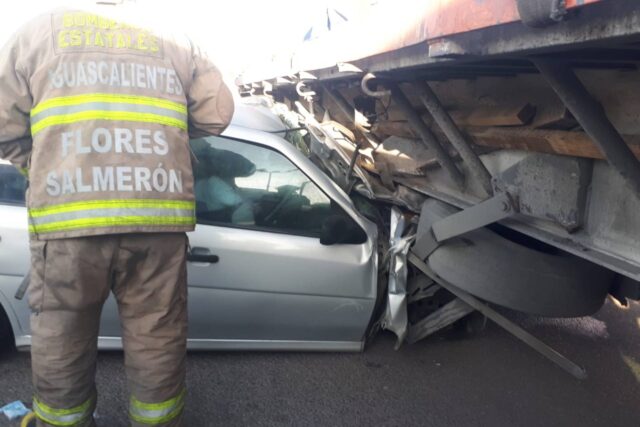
[320,215,368,245]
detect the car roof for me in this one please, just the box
[227,102,287,134]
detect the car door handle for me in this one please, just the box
[187,247,219,264]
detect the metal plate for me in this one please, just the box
[422,200,614,317]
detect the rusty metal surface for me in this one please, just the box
[299,0,602,70]
[415,0,599,43]
[238,0,606,85]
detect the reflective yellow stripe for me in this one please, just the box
[29,215,195,234]
[33,395,93,426]
[31,110,187,135]
[28,199,195,217]
[31,93,186,116]
[130,389,186,424]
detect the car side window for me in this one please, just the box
[190,136,338,237]
[0,163,26,206]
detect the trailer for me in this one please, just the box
[236,0,640,377]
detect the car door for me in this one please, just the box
[0,161,124,346]
[0,162,31,344]
[186,132,378,350]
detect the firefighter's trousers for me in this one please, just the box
[28,233,188,427]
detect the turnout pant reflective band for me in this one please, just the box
[130,389,186,425]
[33,395,93,426]
[30,93,188,135]
[28,199,195,235]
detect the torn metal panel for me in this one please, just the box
[300,105,428,211]
[297,102,373,192]
[307,123,372,194]
[381,207,414,348]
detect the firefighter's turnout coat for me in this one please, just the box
[0,9,234,240]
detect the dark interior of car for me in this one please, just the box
[0,165,26,205]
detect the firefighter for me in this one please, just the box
[0,4,234,426]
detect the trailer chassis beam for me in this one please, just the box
[414,81,494,196]
[534,59,640,195]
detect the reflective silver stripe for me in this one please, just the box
[130,405,181,423]
[30,102,187,125]
[129,389,185,424]
[29,207,195,226]
[33,398,92,426]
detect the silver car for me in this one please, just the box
[2,100,619,379]
[0,104,380,352]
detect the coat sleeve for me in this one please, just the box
[0,31,33,173]
[186,45,235,139]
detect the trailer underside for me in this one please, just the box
[239,0,640,287]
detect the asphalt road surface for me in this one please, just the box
[0,299,638,426]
